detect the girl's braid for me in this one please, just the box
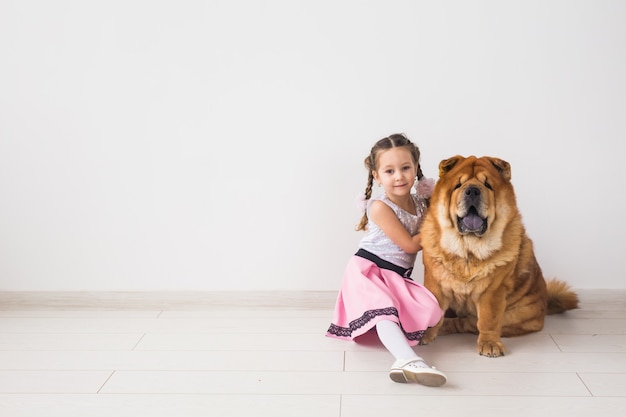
[356,151,382,231]
[355,161,376,231]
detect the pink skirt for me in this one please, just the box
[326,255,443,346]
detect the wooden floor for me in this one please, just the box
[0,289,624,416]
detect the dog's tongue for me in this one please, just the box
[463,213,484,230]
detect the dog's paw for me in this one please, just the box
[477,339,506,357]
[420,327,439,345]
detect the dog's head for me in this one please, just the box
[436,155,512,237]
[426,155,520,260]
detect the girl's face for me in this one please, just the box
[372,147,418,199]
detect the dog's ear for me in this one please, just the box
[489,157,511,181]
[438,155,463,178]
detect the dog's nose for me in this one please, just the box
[464,186,482,205]
[465,186,481,197]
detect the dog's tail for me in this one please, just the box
[546,278,579,315]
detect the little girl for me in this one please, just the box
[326,133,446,387]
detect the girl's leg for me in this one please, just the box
[375,320,447,387]
[375,319,422,361]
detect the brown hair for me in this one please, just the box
[355,133,424,231]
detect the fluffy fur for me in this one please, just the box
[420,155,578,357]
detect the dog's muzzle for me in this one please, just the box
[457,185,488,236]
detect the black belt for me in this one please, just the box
[355,248,413,280]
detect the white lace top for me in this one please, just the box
[358,193,428,269]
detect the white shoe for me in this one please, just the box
[389,359,447,386]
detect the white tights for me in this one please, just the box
[375,320,423,362]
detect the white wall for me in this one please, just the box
[1,0,624,291]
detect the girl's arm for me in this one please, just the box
[369,200,422,254]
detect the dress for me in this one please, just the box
[326,193,443,346]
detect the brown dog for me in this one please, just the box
[420,155,578,357]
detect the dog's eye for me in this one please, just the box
[484,180,493,190]
[454,183,462,190]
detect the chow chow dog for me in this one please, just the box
[420,155,578,357]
